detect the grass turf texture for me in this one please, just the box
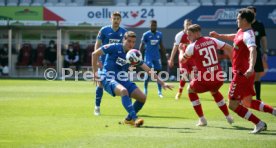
[0,79,276,148]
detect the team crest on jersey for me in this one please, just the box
[109,39,121,43]
[116,57,127,66]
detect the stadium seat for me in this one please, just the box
[140,0,153,6]
[56,0,71,6]
[240,0,254,5]
[187,0,200,5]
[82,44,94,66]
[116,0,127,6]
[0,0,5,6]
[128,0,140,6]
[33,44,46,67]
[201,0,213,6]
[17,44,32,66]
[7,0,18,6]
[153,0,166,6]
[19,0,31,6]
[267,0,276,5]
[44,0,58,6]
[228,0,239,5]
[31,0,44,6]
[75,0,85,6]
[214,0,226,5]
[254,0,267,5]
[175,0,188,6]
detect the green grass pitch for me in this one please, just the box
[0,79,276,148]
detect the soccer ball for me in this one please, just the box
[126,49,143,66]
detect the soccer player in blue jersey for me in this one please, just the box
[92,31,173,127]
[93,12,127,116]
[139,20,166,98]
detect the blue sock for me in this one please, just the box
[144,75,150,95]
[157,83,162,95]
[95,86,103,107]
[122,95,137,120]
[126,101,144,120]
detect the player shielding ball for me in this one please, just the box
[210,8,276,134]
[181,24,234,126]
[92,31,173,127]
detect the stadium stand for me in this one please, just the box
[0,0,274,6]
[6,0,18,6]
[19,0,31,6]
[17,43,32,66]
[31,0,44,6]
[32,44,46,67]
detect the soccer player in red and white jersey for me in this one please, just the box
[168,19,195,100]
[210,8,276,134]
[181,24,234,126]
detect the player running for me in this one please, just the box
[92,31,173,127]
[181,24,234,126]
[93,12,127,116]
[210,8,276,134]
[168,19,195,100]
[139,20,166,98]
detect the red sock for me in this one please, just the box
[250,100,274,114]
[212,92,229,116]
[178,80,186,93]
[234,105,260,125]
[189,93,203,117]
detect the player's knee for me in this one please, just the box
[228,100,238,111]
[241,97,252,108]
[120,88,129,96]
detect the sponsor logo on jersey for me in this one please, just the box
[109,39,121,43]
[116,57,127,66]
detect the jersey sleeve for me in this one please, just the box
[174,32,182,46]
[210,37,226,49]
[100,44,115,55]
[243,30,256,48]
[97,27,105,41]
[184,43,195,58]
[141,33,146,43]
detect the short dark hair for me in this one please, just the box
[112,11,121,18]
[124,31,136,39]
[150,20,157,24]
[187,24,201,33]
[238,8,255,23]
[247,6,256,13]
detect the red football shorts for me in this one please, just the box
[228,73,256,100]
[190,77,224,93]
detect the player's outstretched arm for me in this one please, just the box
[221,43,233,62]
[140,63,173,90]
[209,31,236,41]
[91,49,104,83]
[139,42,145,56]
[94,39,103,68]
[168,44,178,68]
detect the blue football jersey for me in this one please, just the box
[141,30,163,60]
[100,43,130,80]
[97,25,127,62]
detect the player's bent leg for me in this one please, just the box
[211,91,233,124]
[229,99,266,134]
[242,96,275,115]
[94,82,104,116]
[144,74,150,96]
[129,88,146,127]
[114,84,137,124]
[187,85,206,126]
